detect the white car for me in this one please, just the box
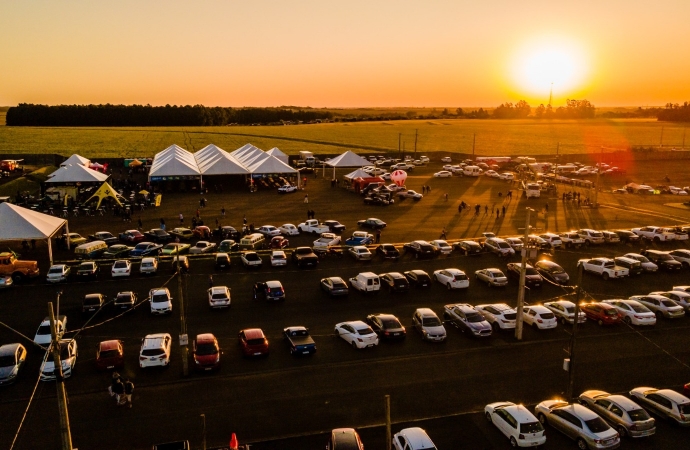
[380,172,391,180]
[257,225,282,237]
[535,400,620,449]
[33,315,67,345]
[46,264,70,283]
[500,172,515,181]
[624,253,658,272]
[484,169,499,178]
[420,156,430,163]
[668,186,688,195]
[241,251,263,268]
[278,184,298,193]
[484,238,515,257]
[139,257,158,275]
[313,232,341,248]
[442,164,453,171]
[632,226,675,242]
[577,228,605,245]
[111,259,132,277]
[602,299,656,326]
[668,249,690,267]
[139,333,172,368]
[208,286,231,308]
[429,239,452,255]
[270,250,287,267]
[523,305,557,329]
[433,170,452,178]
[334,321,379,349]
[189,241,216,254]
[651,290,690,313]
[392,427,437,450]
[475,268,508,287]
[485,401,546,447]
[440,157,452,163]
[397,190,423,200]
[539,233,563,248]
[578,390,656,438]
[505,237,524,251]
[433,268,469,290]
[412,308,446,342]
[149,287,173,315]
[559,232,585,248]
[279,223,300,236]
[543,300,586,325]
[475,303,517,330]
[40,339,78,381]
[629,387,690,426]
[666,228,689,241]
[630,294,685,319]
[673,285,690,294]
[348,246,372,261]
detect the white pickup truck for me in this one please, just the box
[298,219,330,235]
[349,272,381,294]
[577,257,629,280]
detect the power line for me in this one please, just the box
[10,349,50,450]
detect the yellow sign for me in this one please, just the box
[154,194,162,207]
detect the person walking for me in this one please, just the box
[179,213,184,224]
[304,194,309,204]
[208,275,214,288]
[496,209,499,219]
[484,205,488,215]
[502,205,506,216]
[123,379,134,409]
[221,206,226,217]
[108,372,121,398]
[444,193,448,201]
[440,228,447,239]
[159,218,166,231]
[375,229,381,243]
[112,376,125,406]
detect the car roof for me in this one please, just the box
[528,305,551,313]
[605,394,644,411]
[142,333,170,348]
[416,308,437,317]
[409,269,428,275]
[396,427,434,446]
[242,328,265,339]
[265,280,282,288]
[384,272,405,278]
[210,286,229,294]
[655,389,690,404]
[448,303,476,313]
[196,333,217,344]
[501,403,538,422]
[99,340,121,351]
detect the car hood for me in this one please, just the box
[468,321,491,331]
[424,325,446,335]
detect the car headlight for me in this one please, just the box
[8,367,19,379]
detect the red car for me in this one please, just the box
[193,226,212,239]
[95,340,124,371]
[119,229,145,243]
[580,302,621,326]
[270,236,289,249]
[192,333,221,372]
[239,328,269,358]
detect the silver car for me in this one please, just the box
[475,268,508,287]
[629,387,690,427]
[578,390,655,438]
[535,400,620,449]
[544,300,586,325]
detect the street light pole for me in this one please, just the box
[515,207,533,341]
[48,300,73,450]
[177,253,189,376]
[566,264,584,401]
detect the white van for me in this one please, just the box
[349,272,381,293]
[463,165,483,177]
[392,427,437,450]
[74,241,108,260]
[239,233,265,250]
[525,182,541,198]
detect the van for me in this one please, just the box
[463,165,483,177]
[239,233,265,251]
[74,240,108,260]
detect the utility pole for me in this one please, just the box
[515,208,533,341]
[385,395,391,450]
[472,133,476,156]
[566,264,584,401]
[177,253,189,376]
[414,129,418,157]
[48,300,73,450]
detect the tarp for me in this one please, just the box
[148,144,201,179]
[195,144,249,175]
[246,155,297,174]
[325,150,370,168]
[44,164,109,184]
[266,147,289,165]
[60,154,91,167]
[84,182,124,209]
[344,169,371,180]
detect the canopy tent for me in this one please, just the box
[60,154,91,167]
[83,181,124,209]
[0,202,68,265]
[44,164,109,184]
[195,144,249,175]
[266,147,289,165]
[230,144,269,168]
[344,168,371,180]
[246,155,297,174]
[148,144,201,181]
[324,150,370,178]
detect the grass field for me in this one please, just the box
[0,117,687,159]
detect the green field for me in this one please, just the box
[0,118,686,158]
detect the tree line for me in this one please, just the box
[657,102,690,122]
[5,104,333,126]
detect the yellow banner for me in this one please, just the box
[155,194,162,207]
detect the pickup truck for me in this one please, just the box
[0,252,40,283]
[291,247,319,268]
[313,232,341,248]
[298,219,330,235]
[283,326,317,356]
[577,257,629,280]
[349,272,380,294]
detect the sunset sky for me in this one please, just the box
[1,1,689,108]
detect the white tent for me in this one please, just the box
[266,147,289,165]
[0,203,68,265]
[148,144,201,180]
[60,154,91,167]
[44,164,109,184]
[324,150,370,178]
[246,155,298,174]
[344,168,371,180]
[230,144,267,167]
[195,144,249,175]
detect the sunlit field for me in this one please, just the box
[0,118,685,158]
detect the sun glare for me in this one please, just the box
[510,38,589,103]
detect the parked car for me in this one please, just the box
[257,225,281,237]
[392,428,437,450]
[629,387,690,426]
[253,280,285,301]
[46,264,70,283]
[189,241,216,254]
[433,268,469,289]
[615,230,640,244]
[475,303,517,331]
[334,321,379,349]
[148,287,173,315]
[357,218,386,229]
[283,326,317,356]
[63,233,87,246]
[578,390,656,438]
[454,240,484,255]
[144,228,172,243]
[33,315,66,345]
[667,249,690,269]
[602,299,656,326]
[241,251,263,269]
[326,428,364,450]
[320,276,349,297]
[111,260,132,278]
[139,257,158,275]
[192,333,221,371]
[348,245,372,261]
[429,239,452,255]
[95,340,124,371]
[214,252,231,270]
[483,238,515,257]
[169,227,194,241]
[277,184,298,193]
[40,339,78,381]
[580,302,621,326]
[269,236,289,249]
[208,286,231,308]
[88,231,118,246]
[376,243,400,260]
[114,291,137,309]
[102,244,133,258]
[624,253,658,272]
[139,333,172,368]
[82,293,105,315]
[613,256,644,276]
[404,269,431,288]
[129,242,163,258]
[238,328,269,357]
[404,240,437,259]
[485,401,546,448]
[366,313,406,340]
[345,231,374,246]
[534,260,570,285]
[505,263,543,288]
[652,290,690,313]
[270,250,287,267]
[475,268,508,287]
[412,308,446,342]
[323,220,346,234]
[278,224,300,236]
[218,239,239,253]
[379,272,409,293]
[535,400,620,449]
[161,242,191,256]
[544,300,586,325]
[119,229,145,243]
[443,303,492,337]
[630,294,685,319]
[640,250,683,271]
[523,305,557,330]
[0,343,27,385]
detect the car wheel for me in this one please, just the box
[655,311,662,319]
[11,272,23,283]
[537,413,547,425]
[446,283,452,290]
[617,425,627,437]
[509,436,518,448]
[351,341,357,349]
[602,272,609,280]
[487,280,492,288]
[576,438,587,450]
[584,240,590,246]
[561,317,567,325]
[654,236,660,243]
[597,319,604,326]
[492,322,500,332]
[485,412,492,422]
[624,316,632,325]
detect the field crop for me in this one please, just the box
[0,118,686,159]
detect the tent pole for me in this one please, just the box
[65,222,70,251]
[333,165,335,180]
[48,236,53,266]
[322,163,326,178]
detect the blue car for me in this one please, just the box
[344,231,374,246]
[129,242,163,257]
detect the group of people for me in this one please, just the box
[108,372,134,408]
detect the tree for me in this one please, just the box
[456,107,464,116]
[535,104,546,118]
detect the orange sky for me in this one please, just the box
[1,1,689,108]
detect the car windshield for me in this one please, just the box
[604,309,618,316]
[78,263,92,270]
[550,266,564,274]
[454,274,468,281]
[84,297,101,306]
[272,254,285,259]
[627,408,650,421]
[246,338,265,346]
[585,417,610,433]
[661,300,677,307]
[520,421,544,433]
[245,254,260,261]
[357,327,375,336]
[422,317,441,326]
[382,319,401,328]
[141,348,164,356]
[134,244,147,250]
[99,349,120,359]
[658,254,673,261]
[116,294,132,302]
[49,267,63,274]
[195,343,218,356]
[679,404,690,414]
[503,312,517,320]
[466,312,484,323]
[332,282,346,289]
[113,261,127,268]
[152,294,169,303]
[630,304,649,313]
[565,306,575,313]
[498,242,510,249]
[211,293,228,299]
[36,325,51,335]
[0,355,17,366]
[590,232,603,237]
[268,287,283,294]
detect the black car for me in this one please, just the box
[323,220,346,234]
[114,291,137,309]
[366,314,406,340]
[453,240,484,256]
[320,277,349,297]
[404,270,432,288]
[403,240,437,259]
[76,261,99,279]
[505,262,543,288]
[171,255,190,273]
[82,293,105,315]
[357,218,387,229]
[615,230,641,244]
[291,247,319,268]
[253,281,285,301]
[363,196,391,206]
[220,226,241,240]
[215,253,231,270]
[534,260,570,285]
[376,243,400,261]
[102,244,133,258]
[144,228,173,243]
[379,272,410,293]
[641,250,683,271]
[88,231,118,246]
[613,256,644,276]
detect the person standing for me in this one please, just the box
[221,206,226,218]
[208,275,214,288]
[112,377,125,406]
[123,379,134,409]
[375,229,381,243]
[440,228,447,239]
[179,213,184,224]
[502,205,506,216]
[304,194,309,204]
